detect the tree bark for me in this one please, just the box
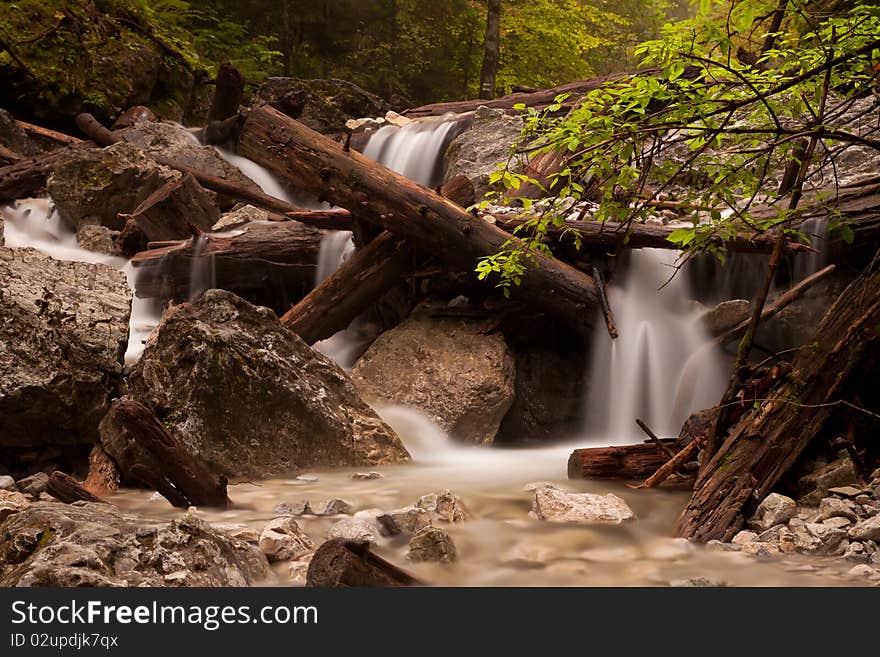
[120,173,220,242]
[676,263,880,542]
[306,539,422,587]
[47,471,104,504]
[567,441,678,480]
[479,0,502,100]
[281,231,412,344]
[237,105,599,332]
[130,221,320,309]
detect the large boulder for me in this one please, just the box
[117,121,262,207]
[530,486,635,524]
[256,78,390,137]
[47,142,179,232]
[0,502,270,586]
[443,106,524,200]
[124,290,408,479]
[0,247,130,455]
[351,314,516,444]
[0,1,205,123]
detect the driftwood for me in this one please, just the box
[238,105,600,331]
[567,441,678,480]
[100,399,230,508]
[15,119,81,146]
[306,539,422,587]
[120,173,220,242]
[281,231,412,344]
[131,221,320,309]
[635,439,704,489]
[0,147,83,203]
[46,471,103,504]
[592,265,619,339]
[676,263,880,542]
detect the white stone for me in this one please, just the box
[258,517,316,562]
[750,493,797,531]
[732,530,758,545]
[384,111,412,127]
[326,518,375,544]
[530,486,635,524]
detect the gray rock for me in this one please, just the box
[273,501,311,516]
[351,472,382,481]
[0,502,270,586]
[822,517,852,529]
[407,526,457,564]
[846,564,880,581]
[797,456,859,506]
[214,524,261,544]
[76,224,115,254]
[327,518,375,544]
[750,493,797,531]
[819,497,858,522]
[848,516,880,542]
[295,474,319,483]
[17,472,49,496]
[530,486,635,524]
[731,530,758,545]
[258,517,316,562]
[1,248,130,450]
[0,490,29,521]
[351,315,516,444]
[48,142,179,231]
[844,542,869,563]
[117,122,260,207]
[793,522,848,555]
[377,506,431,536]
[212,204,269,232]
[669,577,727,587]
[0,476,16,492]
[313,499,353,516]
[122,290,408,479]
[699,299,751,335]
[286,555,313,586]
[828,485,863,498]
[417,490,471,523]
[443,105,524,200]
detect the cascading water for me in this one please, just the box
[585,248,727,441]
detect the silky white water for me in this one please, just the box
[585,248,727,441]
[362,115,461,187]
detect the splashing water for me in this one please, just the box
[362,115,461,187]
[585,248,727,441]
[187,233,215,301]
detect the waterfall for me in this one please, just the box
[187,233,215,300]
[585,248,727,441]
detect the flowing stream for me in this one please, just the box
[0,123,855,587]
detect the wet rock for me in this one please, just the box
[327,518,375,544]
[828,485,863,498]
[848,516,880,542]
[17,472,49,497]
[407,526,457,564]
[797,456,859,506]
[47,143,179,231]
[844,542,869,563]
[345,117,385,132]
[846,564,880,581]
[0,502,269,586]
[793,522,848,555]
[819,497,858,522]
[286,555,313,586]
[125,290,408,479]
[351,472,382,481]
[273,501,311,517]
[699,299,750,335]
[417,490,471,523]
[750,493,797,531]
[669,577,727,587]
[352,315,515,444]
[377,506,431,536]
[111,106,157,130]
[443,105,524,200]
[212,204,269,232]
[117,122,260,207]
[76,224,115,254]
[215,524,261,544]
[256,78,389,136]
[530,486,635,524]
[0,248,130,451]
[314,499,353,516]
[0,476,16,492]
[258,517,316,562]
[0,490,29,521]
[823,517,852,529]
[0,109,39,156]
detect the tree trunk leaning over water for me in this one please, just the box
[237,104,600,333]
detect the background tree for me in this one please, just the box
[480,0,502,99]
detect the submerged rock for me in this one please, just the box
[47,142,179,232]
[0,502,270,586]
[443,105,524,200]
[377,506,432,536]
[407,526,457,564]
[0,247,130,452]
[352,315,515,444]
[417,490,471,523]
[126,290,408,479]
[530,486,635,524]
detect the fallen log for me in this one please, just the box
[131,221,320,309]
[0,144,22,164]
[99,399,230,508]
[0,147,82,203]
[238,105,600,331]
[15,119,81,146]
[306,539,422,587]
[281,231,412,344]
[567,440,678,480]
[120,173,220,242]
[46,471,104,504]
[634,439,704,489]
[676,262,880,542]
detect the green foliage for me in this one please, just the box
[477,0,880,291]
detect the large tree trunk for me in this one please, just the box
[676,262,880,542]
[479,0,502,100]
[237,105,599,332]
[130,221,321,310]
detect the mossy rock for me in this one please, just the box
[0,0,206,123]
